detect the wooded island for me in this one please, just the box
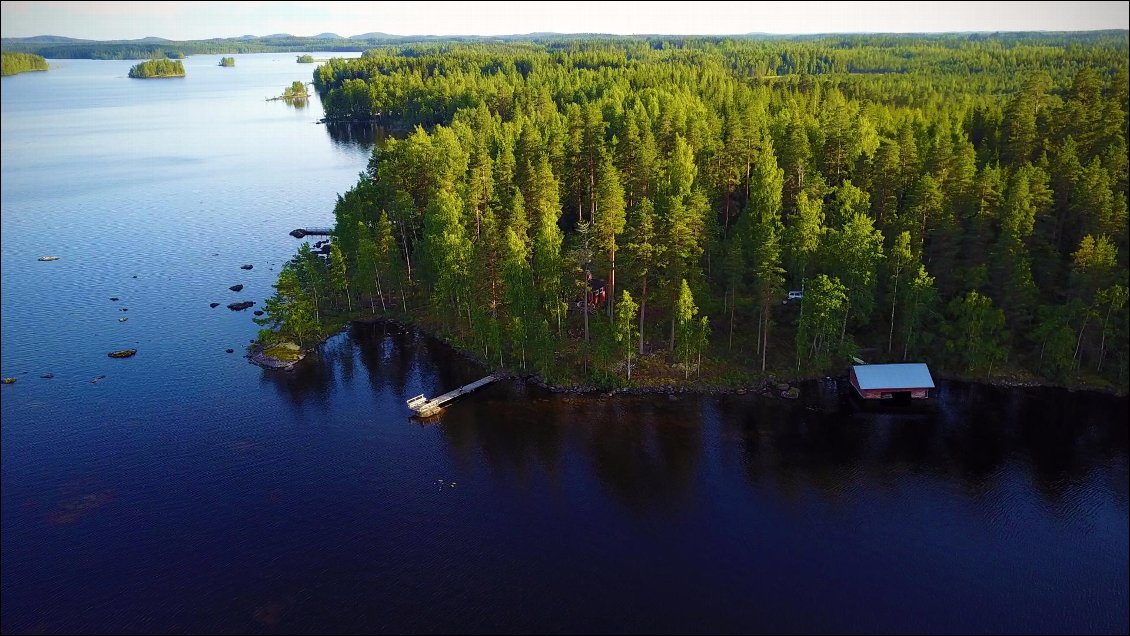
[256,34,1129,392]
[128,58,185,78]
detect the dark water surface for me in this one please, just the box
[2,55,1127,635]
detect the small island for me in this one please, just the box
[268,80,310,103]
[128,58,185,79]
[1,52,49,76]
[296,54,315,63]
[218,56,235,67]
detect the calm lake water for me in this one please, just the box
[2,54,1127,635]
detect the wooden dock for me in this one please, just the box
[406,375,498,417]
[289,227,333,238]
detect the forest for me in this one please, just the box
[1,51,48,76]
[127,58,185,78]
[257,34,1129,391]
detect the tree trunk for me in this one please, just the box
[669,291,677,354]
[1073,315,1090,369]
[400,226,413,282]
[888,273,899,354]
[1098,303,1113,372]
[756,309,763,356]
[639,275,648,356]
[839,301,850,352]
[608,250,616,321]
[761,297,769,372]
[728,287,735,351]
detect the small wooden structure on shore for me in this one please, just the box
[407,375,498,417]
[849,363,935,400]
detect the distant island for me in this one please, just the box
[296,54,314,63]
[218,56,235,67]
[1,52,49,76]
[128,58,185,78]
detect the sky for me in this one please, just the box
[1,1,1127,40]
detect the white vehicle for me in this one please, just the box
[783,290,803,304]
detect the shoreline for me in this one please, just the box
[255,316,1129,399]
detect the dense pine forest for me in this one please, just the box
[257,34,1129,392]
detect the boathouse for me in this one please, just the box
[849,363,935,399]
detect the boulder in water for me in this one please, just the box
[38,256,60,261]
[2,377,16,384]
[229,284,244,292]
[228,301,255,311]
[240,264,253,270]
[108,349,137,358]
[210,302,220,308]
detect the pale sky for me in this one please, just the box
[1,1,1127,40]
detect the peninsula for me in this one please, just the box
[1,52,49,76]
[254,34,1129,396]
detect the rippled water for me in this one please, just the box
[2,55,1127,634]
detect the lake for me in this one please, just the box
[2,53,1127,635]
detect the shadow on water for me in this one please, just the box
[258,342,336,408]
[325,122,385,152]
[263,321,1127,518]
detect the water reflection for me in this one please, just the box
[325,123,385,152]
[272,321,1127,516]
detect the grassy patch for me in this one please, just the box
[263,342,303,361]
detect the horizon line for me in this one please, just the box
[5,28,1129,42]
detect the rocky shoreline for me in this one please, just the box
[256,316,1127,399]
[247,344,305,370]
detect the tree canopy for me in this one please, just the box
[261,33,1129,391]
[127,58,185,78]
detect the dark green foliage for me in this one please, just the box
[219,56,235,67]
[256,33,1129,390]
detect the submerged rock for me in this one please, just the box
[240,264,253,270]
[228,301,255,311]
[91,375,107,383]
[210,302,220,308]
[41,373,55,379]
[118,317,128,322]
[253,310,264,316]
[108,349,137,358]
[229,284,244,292]
[110,297,119,302]
[226,348,234,353]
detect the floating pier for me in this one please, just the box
[407,375,498,417]
[289,227,333,238]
